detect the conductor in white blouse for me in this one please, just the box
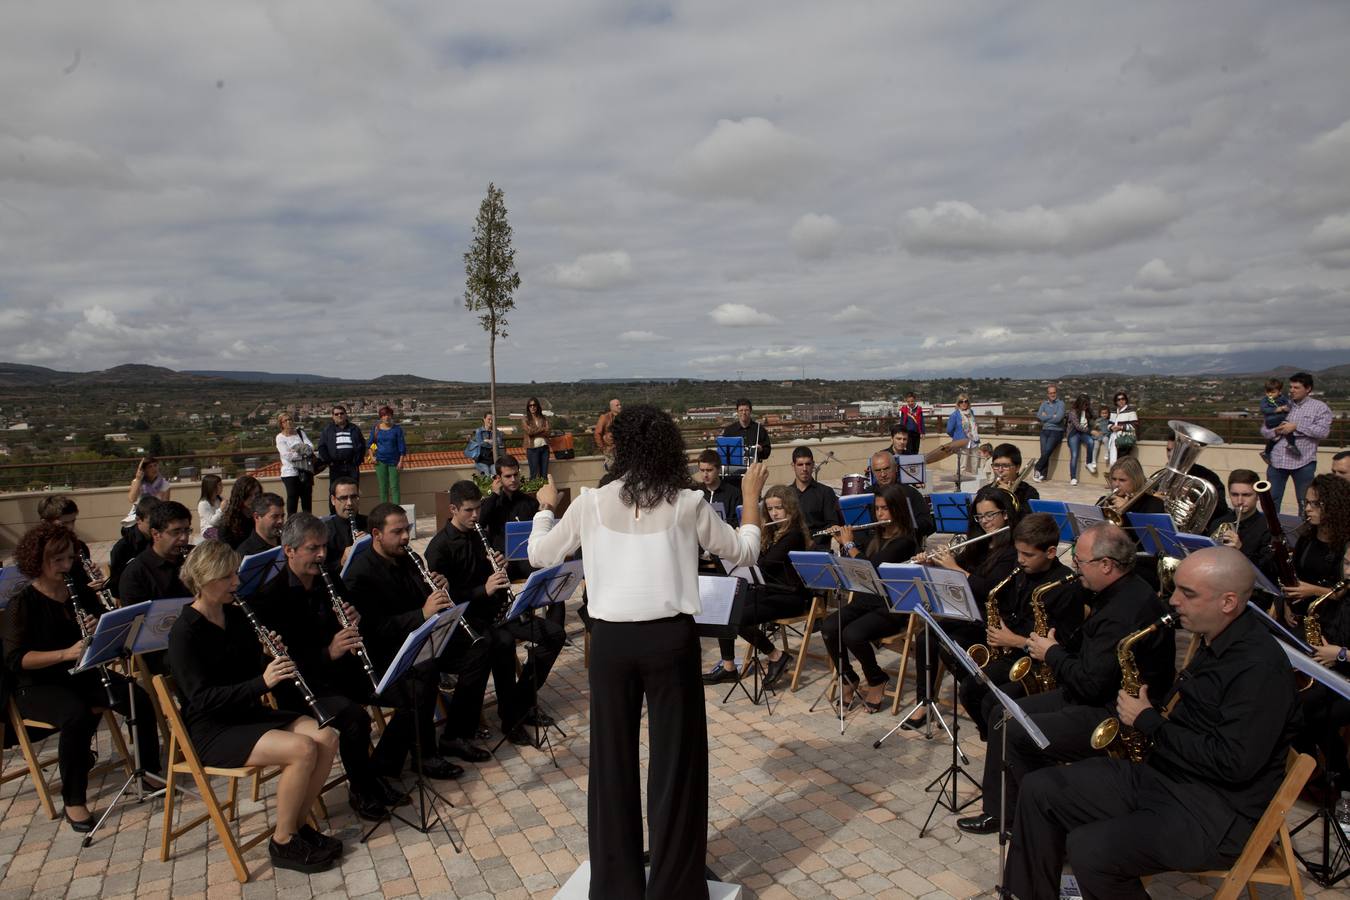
[529,405,768,900]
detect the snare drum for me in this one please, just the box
[841,474,868,496]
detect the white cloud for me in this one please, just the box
[444,343,470,354]
[1131,256,1232,291]
[709,303,777,327]
[901,184,1182,256]
[790,213,842,260]
[1306,214,1350,269]
[619,330,664,342]
[592,362,608,369]
[678,118,820,201]
[549,251,634,291]
[830,304,869,323]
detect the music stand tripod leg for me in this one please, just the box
[82,667,164,847]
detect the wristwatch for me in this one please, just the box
[1338,647,1347,663]
[842,541,857,554]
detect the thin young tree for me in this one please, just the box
[463,182,521,465]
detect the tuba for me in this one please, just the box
[1143,420,1224,534]
[968,566,1022,668]
[1009,573,1080,693]
[1091,613,1176,762]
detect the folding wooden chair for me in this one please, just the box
[733,594,830,692]
[3,696,133,820]
[153,675,277,884]
[881,615,948,715]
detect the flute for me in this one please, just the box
[234,596,334,728]
[407,550,485,645]
[918,525,1010,563]
[318,568,380,692]
[811,521,887,539]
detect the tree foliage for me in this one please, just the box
[463,182,521,445]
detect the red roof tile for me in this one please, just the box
[249,448,528,478]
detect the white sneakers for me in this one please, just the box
[1086,462,1098,475]
[1032,472,1045,483]
[1070,478,1078,485]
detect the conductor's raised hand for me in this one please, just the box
[535,474,560,512]
[422,589,452,620]
[741,462,768,502]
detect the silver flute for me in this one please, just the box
[407,549,484,645]
[472,524,519,626]
[318,568,380,692]
[233,596,334,728]
[812,520,887,539]
[63,575,118,706]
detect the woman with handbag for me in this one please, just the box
[522,398,550,480]
[1107,391,1139,465]
[275,412,316,515]
[466,413,505,478]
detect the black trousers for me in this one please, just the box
[15,673,161,806]
[277,685,380,794]
[979,688,1107,818]
[910,620,983,702]
[281,473,313,515]
[959,654,1027,740]
[904,431,920,455]
[435,628,494,744]
[1007,757,1244,900]
[819,594,905,687]
[492,613,566,728]
[1295,681,1350,784]
[716,586,809,659]
[589,615,708,900]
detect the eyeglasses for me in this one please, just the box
[974,511,1004,523]
[958,400,971,406]
[335,494,360,502]
[991,462,1016,470]
[332,411,347,416]
[1114,396,1126,402]
[1304,499,1322,509]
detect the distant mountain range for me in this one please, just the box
[0,364,454,388]
[958,349,1350,380]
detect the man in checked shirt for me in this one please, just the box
[1260,371,1333,517]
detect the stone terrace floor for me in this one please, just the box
[1,479,1342,899]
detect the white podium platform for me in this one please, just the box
[554,861,742,899]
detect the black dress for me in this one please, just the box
[167,604,301,767]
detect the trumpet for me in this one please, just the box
[79,552,119,612]
[318,568,380,692]
[473,524,519,626]
[63,574,118,706]
[407,550,484,645]
[917,525,1010,564]
[1210,504,1246,545]
[234,595,334,728]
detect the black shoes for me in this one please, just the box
[521,709,555,727]
[348,788,390,822]
[299,824,344,860]
[438,737,491,763]
[763,654,793,688]
[899,713,929,732]
[269,832,337,873]
[703,663,737,684]
[505,726,534,747]
[375,776,410,808]
[63,809,94,833]
[956,813,1002,835]
[419,757,465,780]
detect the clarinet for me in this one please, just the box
[63,575,118,706]
[79,553,119,612]
[407,550,485,645]
[346,510,359,544]
[233,596,334,728]
[318,569,380,692]
[473,524,519,626]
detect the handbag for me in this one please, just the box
[1115,432,1137,453]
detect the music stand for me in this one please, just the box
[341,534,373,579]
[715,436,747,476]
[0,567,30,609]
[74,600,169,846]
[1062,502,1106,537]
[1283,647,1350,886]
[1028,500,1076,544]
[504,520,532,562]
[929,492,972,535]
[839,494,875,528]
[363,603,468,848]
[790,552,854,733]
[1126,513,1186,558]
[693,575,765,707]
[236,546,284,598]
[490,560,584,763]
[895,454,927,486]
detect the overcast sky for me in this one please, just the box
[2,2,1349,381]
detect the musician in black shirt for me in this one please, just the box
[867,450,935,540]
[1006,547,1300,899]
[959,513,1082,741]
[1211,470,1270,564]
[959,524,1174,835]
[818,484,919,713]
[1294,543,1350,790]
[235,493,284,558]
[695,449,742,527]
[324,476,368,574]
[721,399,771,464]
[425,481,564,748]
[703,485,811,687]
[791,446,841,549]
[251,513,411,818]
[480,456,543,581]
[108,496,159,597]
[989,443,1039,507]
[343,503,482,772]
[1,523,161,833]
[1283,474,1350,620]
[118,501,192,604]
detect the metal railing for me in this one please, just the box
[2,414,1344,494]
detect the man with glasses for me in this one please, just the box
[325,476,368,574]
[868,449,934,540]
[118,500,193,604]
[958,524,1174,836]
[989,443,1039,507]
[1261,372,1332,516]
[317,405,365,515]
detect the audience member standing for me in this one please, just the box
[1261,371,1332,516]
[197,474,224,540]
[898,392,925,455]
[1107,391,1138,465]
[466,413,506,478]
[274,412,316,515]
[1032,384,1065,483]
[522,398,551,480]
[317,405,365,512]
[593,398,621,461]
[945,394,979,449]
[122,456,170,523]
[370,406,407,504]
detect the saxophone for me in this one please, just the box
[1091,613,1177,762]
[968,566,1022,668]
[1303,580,1349,648]
[1009,573,1080,693]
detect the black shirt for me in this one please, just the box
[2,583,102,689]
[1136,607,1299,829]
[1312,588,1350,677]
[480,489,541,580]
[1044,573,1175,707]
[251,567,363,695]
[721,419,771,462]
[424,524,505,628]
[795,480,841,549]
[235,531,277,558]
[1293,533,1345,589]
[109,524,151,597]
[759,528,809,593]
[1210,509,1271,568]
[699,480,743,527]
[1188,462,1230,531]
[118,547,189,604]
[998,560,1082,638]
[341,548,428,669]
[960,541,1017,610]
[167,605,274,729]
[324,512,369,577]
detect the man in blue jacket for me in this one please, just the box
[1033,384,1065,483]
[317,405,365,513]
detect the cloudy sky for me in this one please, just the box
[2,1,1349,380]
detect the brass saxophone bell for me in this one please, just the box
[1090,716,1120,751]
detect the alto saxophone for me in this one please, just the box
[1303,579,1349,648]
[1091,613,1177,762]
[968,566,1022,668]
[1010,573,1080,693]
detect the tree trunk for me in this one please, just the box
[489,326,498,466]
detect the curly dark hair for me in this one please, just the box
[220,475,263,544]
[1304,473,1350,548]
[609,404,693,510]
[13,522,75,578]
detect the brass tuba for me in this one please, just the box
[1143,420,1224,534]
[968,566,1022,669]
[1091,613,1176,762]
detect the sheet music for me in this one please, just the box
[694,575,738,626]
[923,567,981,621]
[1064,502,1107,532]
[1282,644,1350,701]
[832,555,887,597]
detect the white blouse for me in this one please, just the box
[275,431,314,478]
[528,481,761,622]
[197,498,223,538]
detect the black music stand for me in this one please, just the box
[792,552,853,734]
[696,575,770,709]
[362,604,467,848]
[490,560,584,764]
[1281,644,1350,886]
[73,599,173,846]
